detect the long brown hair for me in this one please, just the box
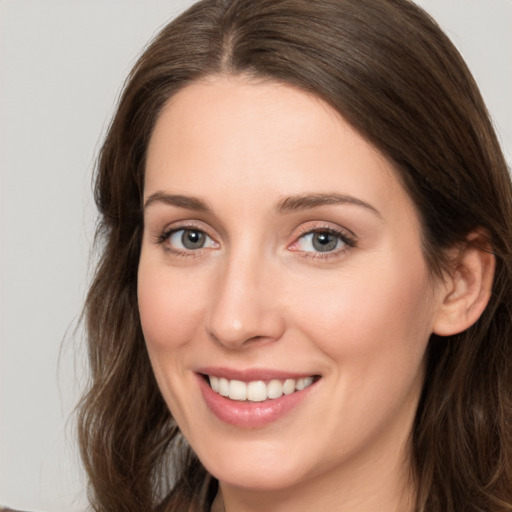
[78,1,512,510]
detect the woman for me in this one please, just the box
[77,0,512,511]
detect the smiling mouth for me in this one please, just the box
[204,374,320,402]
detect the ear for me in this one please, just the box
[433,230,495,337]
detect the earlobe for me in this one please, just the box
[433,231,495,337]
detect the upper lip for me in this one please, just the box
[196,366,319,382]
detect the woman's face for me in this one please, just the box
[138,76,445,495]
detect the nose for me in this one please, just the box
[205,251,285,349]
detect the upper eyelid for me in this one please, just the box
[292,221,357,241]
[288,222,358,255]
[157,227,219,256]
[152,219,358,248]
[153,221,217,246]
[159,220,215,236]
[170,227,217,246]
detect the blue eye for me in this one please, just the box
[168,228,216,251]
[296,230,350,253]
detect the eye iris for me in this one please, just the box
[312,232,338,252]
[181,229,205,249]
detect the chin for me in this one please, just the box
[212,465,305,492]
[198,444,313,491]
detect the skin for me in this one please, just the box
[138,75,454,512]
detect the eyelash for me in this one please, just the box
[290,225,357,260]
[154,223,357,260]
[155,224,217,258]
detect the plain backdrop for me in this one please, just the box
[0,1,510,511]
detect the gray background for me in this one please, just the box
[1,1,510,510]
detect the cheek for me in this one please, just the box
[290,253,435,373]
[137,258,205,355]
[281,254,435,460]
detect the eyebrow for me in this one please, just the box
[143,191,381,218]
[276,193,382,218]
[144,191,210,212]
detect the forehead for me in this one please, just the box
[144,75,410,221]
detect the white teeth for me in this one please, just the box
[283,378,296,395]
[247,381,267,402]
[210,376,219,392]
[218,377,229,397]
[267,379,283,399]
[207,375,315,401]
[296,376,313,391]
[229,380,247,401]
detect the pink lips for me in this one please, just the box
[196,367,319,428]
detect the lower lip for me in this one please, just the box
[197,375,317,428]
